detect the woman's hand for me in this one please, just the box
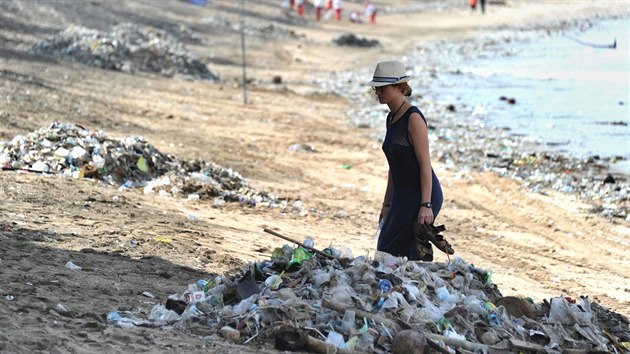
[418,207,434,225]
[379,205,390,223]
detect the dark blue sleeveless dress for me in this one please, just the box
[377,106,443,261]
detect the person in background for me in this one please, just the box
[368,61,445,262]
[480,0,486,14]
[364,2,376,24]
[296,0,305,16]
[333,0,343,21]
[314,0,324,21]
[469,0,477,11]
[324,0,334,20]
[349,10,361,23]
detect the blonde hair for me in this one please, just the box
[393,82,412,97]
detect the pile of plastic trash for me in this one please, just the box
[333,33,380,48]
[0,122,302,210]
[28,23,217,80]
[107,240,630,353]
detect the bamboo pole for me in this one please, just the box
[263,228,335,260]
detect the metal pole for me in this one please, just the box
[239,0,248,105]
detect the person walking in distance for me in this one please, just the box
[314,0,324,21]
[349,10,361,23]
[333,0,343,21]
[368,61,446,261]
[295,0,305,16]
[324,0,334,20]
[364,1,376,25]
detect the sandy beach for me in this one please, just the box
[1,0,629,352]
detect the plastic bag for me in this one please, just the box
[326,331,346,349]
[149,304,180,322]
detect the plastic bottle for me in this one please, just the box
[378,279,392,293]
[233,295,258,315]
[435,286,457,304]
[375,296,385,310]
[488,312,501,327]
[303,236,314,248]
[196,279,208,290]
[341,310,356,333]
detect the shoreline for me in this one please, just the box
[322,12,630,222]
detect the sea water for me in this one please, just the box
[442,18,629,172]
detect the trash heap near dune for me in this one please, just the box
[333,33,380,48]
[107,241,630,354]
[0,122,303,211]
[28,23,217,80]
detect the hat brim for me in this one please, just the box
[366,76,410,87]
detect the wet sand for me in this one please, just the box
[1,0,629,352]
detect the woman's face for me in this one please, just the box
[373,85,401,104]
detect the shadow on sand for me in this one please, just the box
[0,226,251,353]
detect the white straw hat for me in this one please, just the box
[366,61,410,87]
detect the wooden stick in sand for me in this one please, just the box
[263,228,335,260]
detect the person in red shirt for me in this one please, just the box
[296,0,305,16]
[333,0,343,21]
[314,0,324,21]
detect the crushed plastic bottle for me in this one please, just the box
[233,295,258,316]
[264,275,283,290]
[325,331,346,349]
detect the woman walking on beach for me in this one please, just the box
[369,61,447,261]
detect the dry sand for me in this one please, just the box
[1,0,629,352]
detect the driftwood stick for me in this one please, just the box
[1,166,49,174]
[321,299,402,332]
[425,337,452,354]
[263,228,335,260]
